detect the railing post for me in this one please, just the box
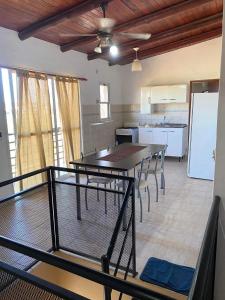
[47,168,56,251]
[50,167,60,250]
[101,255,111,300]
[106,180,134,259]
[75,164,82,220]
[131,183,137,277]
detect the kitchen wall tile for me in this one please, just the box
[123,103,189,125]
[81,102,189,154]
[81,104,123,154]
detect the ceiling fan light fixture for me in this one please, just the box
[110,45,119,57]
[99,36,112,48]
[94,46,102,53]
[131,47,142,72]
[132,59,142,72]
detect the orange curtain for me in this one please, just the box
[16,71,54,189]
[55,77,81,166]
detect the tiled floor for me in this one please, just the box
[0,158,213,276]
[135,158,214,273]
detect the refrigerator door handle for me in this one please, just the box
[212,149,216,161]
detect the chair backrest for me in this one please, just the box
[81,149,97,160]
[80,150,97,180]
[159,144,167,170]
[137,156,152,184]
[81,148,108,178]
[107,142,117,151]
[152,144,167,172]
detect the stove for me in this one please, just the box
[116,127,139,144]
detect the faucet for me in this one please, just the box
[163,116,166,124]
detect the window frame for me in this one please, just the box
[1,69,17,178]
[98,83,111,121]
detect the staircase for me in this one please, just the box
[31,250,187,300]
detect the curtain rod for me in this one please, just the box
[0,64,87,81]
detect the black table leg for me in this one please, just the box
[75,164,81,220]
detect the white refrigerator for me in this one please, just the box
[188,93,218,180]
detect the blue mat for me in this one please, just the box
[140,257,195,296]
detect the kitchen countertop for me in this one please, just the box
[139,123,187,128]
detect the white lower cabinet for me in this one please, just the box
[166,129,183,157]
[139,127,188,158]
[138,128,154,144]
[152,128,167,145]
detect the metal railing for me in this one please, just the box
[188,195,220,300]
[0,166,137,296]
[102,182,137,299]
[0,167,221,300]
[0,259,86,300]
[0,235,172,300]
[50,166,136,270]
[0,167,49,203]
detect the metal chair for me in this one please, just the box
[81,149,115,214]
[116,157,151,223]
[138,145,167,203]
[135,156,152,222]
[106,142,119,206]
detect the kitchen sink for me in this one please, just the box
[140,123,187,128]
[156,123,187,128]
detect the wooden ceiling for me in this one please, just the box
[0,0,223,65]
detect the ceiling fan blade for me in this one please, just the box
[96,17,116,33]
[114,32,151,40]
[60,33,98,37]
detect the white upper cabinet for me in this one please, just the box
[150,86,168,103]
[168,85,187,102]
[140,87,152,114]
[150,84,187,104]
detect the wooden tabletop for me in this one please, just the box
[70,143,165,172]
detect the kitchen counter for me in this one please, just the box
[139,123,187,128]
[139,125,188,158]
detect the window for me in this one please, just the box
[99,84,110,120]
[1,69,17,177]
[48,78,66,169]
[1,68,66,177]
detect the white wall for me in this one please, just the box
[121,37,222,105]
[214,3,225,299]
[0,27,122,106]
[2,26,220,108]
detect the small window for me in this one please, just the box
[99,84,110,120]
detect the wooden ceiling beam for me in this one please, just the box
[87,12,223,61]
[18,0,113,40]
[109,27,222,66]
[115,0,213,31]
[60,0,213,52]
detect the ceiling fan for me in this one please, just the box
[60,3,151,55]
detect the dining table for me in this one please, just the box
[70,143,165,222]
